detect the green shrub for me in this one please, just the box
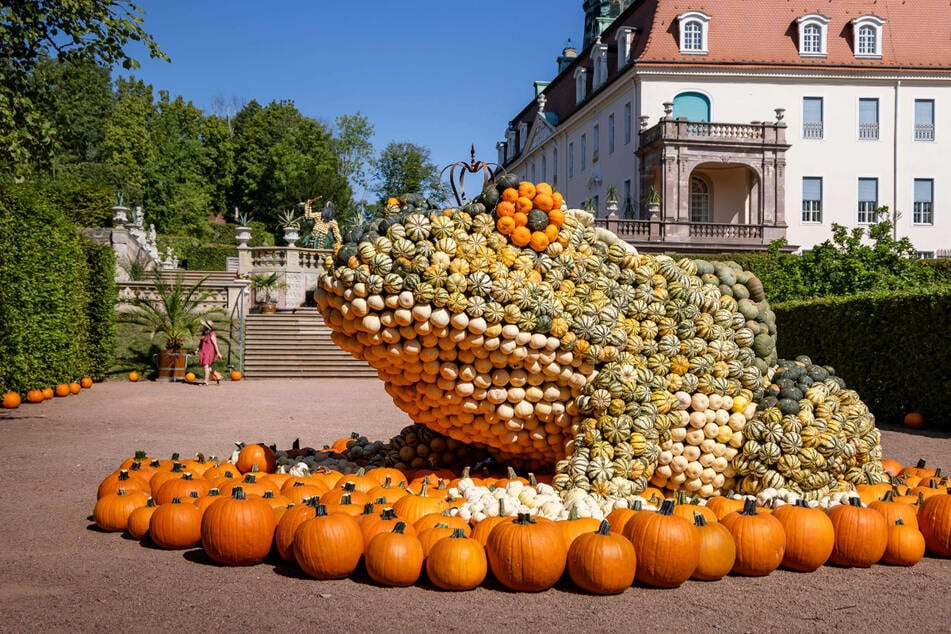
[774,287,951,428]
[0,183,92,392]
[82,240,117,379]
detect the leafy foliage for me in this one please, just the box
[371,141,445,214]
[0,0,168,173]
[82,240,117,379]
[0,183,107,391]
[118,271,227,349]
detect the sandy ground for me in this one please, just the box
[0,378,949,633]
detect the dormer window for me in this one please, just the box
[678,11,710,55]
[615,28,636,71]
[852,15,885,58]
[574,66,588,104]
[797,14,829,57]
[517,121,529,152]
[590,37,609,90]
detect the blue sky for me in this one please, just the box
[121,0,584,198]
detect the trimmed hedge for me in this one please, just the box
[773,287,951,428]
[82,240,117,380]
[0,183,95,392]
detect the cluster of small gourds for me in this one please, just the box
[92,444,951,593]
[316,178,885,502]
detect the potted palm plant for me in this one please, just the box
[119,272,228,381]
[250,272,287,313]
[235,211,253,247]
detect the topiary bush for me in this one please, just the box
[0,183,93,392]
[82,240,117,380]
[774,287,951,428]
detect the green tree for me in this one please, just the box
[0,0,167,174]
[372,141,444,210]
[230,100,350,231]
[100,77,156,206]
[332,112,375,193]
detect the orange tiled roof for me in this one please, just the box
[638,0,951,68]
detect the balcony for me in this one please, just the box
[634,116,791,252]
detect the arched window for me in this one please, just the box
[797,14,829,57]
[802,24,821,53]
[673,92,711,122]
[852,15,885,57]
[683,22,703,51]
[690,176,711,223]
[857,25,876,55]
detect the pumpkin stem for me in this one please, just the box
[315,504,328,517]
[263,490,274,499]
[392,521,407,534]
[235,442,246,450]
[596,519,612,535]
[171,452,180,461]
[129,461,143,472]
[657,499,675,516]
[675,490,688,505]
[794,499,810,507]
[188,491,199,499]
[340,494,352,505]
[231,486,246,500]
[916,458,927,469]
[207,488,220,497]
[171,497,182,504]
[145,497,156,508]
[134,450,148,460]
[181,472,193,481]
[117,470,130,481]
[374,496,386,505]
[528,472,538,487]
[243,474,257,484]
[435,522,450,529]
[847,496,863,507]
[382,475,393,488]
[740,497,759,515]
[362,502,375,515]
[461,466,471,479]
[450,527,467,538]
[895,518,905,526]
[880,490,895,502]
[116,488,128,496]
[170,462,184,473]
[693,512,707,527]
[632,499,643,511]
[514,512,536,525]
[507,466,519,481]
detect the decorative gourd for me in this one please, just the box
[566,520,636,594]
[827,498,888,567]
[126,497,157,540]
[691,513,736,581]
[200,486,277,566]
[364,521,424,587]
[426,528,488,591]
[772,500,834,572]
[622,499,699,588]
[719,498,785,576]
[485,513,567,592]
[293,504,364,579]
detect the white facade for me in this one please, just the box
[499,3,949,256]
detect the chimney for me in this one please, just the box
[557,40,578,74]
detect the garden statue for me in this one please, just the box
[303,197,341,249]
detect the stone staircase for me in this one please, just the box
[241,309,378,379]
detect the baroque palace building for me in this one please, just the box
[497,0,949,255]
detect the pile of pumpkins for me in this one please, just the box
[93,443,951,593]
[2,377,94,408]
[315,178,883,501]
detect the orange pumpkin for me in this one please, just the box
[544,223,559,243]
[496,215,516,235]
[25,389,44,403]
[41,387,54,399]
[772,500,834,572]
[149,498,202,549]
[533,192,554,212]
[515,196,533,214]
[827,498,888,567]
[2,391,21,408]
[496,200,516,217]
[293,504,364,578]
[512,211,528,227]
[235,442,276,474]
[184,372,196,383]
[623,499,700,587]
[80,377,93,389]
[691,513,736,581]
[93,488,149,532]
[903,412,925,429]
[68,381,81,394]
[529,230,549,252]
[426,528,488,591]
[365,521,425,587]
[510,226,531,247]
[486,513,567,592]
[916,489,951,557]
[500,187,519,203]
[719,498,786,576]
[229,370,242,381]
[126,498,157,540]
[200,487,277,565]
[517,181,536,199]
[566,519,636,594]
[882,518,926,566]
[128,371,140,382]
[54,384,70,397]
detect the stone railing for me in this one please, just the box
[640,118,787,148]
[239,245,333,310]
[116,278,246,314]
[688,223,764,240]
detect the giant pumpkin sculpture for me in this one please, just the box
[316,176,885,503]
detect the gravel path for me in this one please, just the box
[1,378,948,633]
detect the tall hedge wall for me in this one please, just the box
[0,183,116,392]
[773,287,951,428]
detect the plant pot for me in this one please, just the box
[259,302,278,313]
[283,226,300,245]
[236,226,252,247]
[157,348,189,381]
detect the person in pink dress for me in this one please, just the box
[196,320,222,385]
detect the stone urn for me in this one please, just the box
[235,226,252,247]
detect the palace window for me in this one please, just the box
[690,176,711,222]
[803,97,823,139]
[802,177,822,223]
[608,113,615,155]
[914,178,934,225]
[678,11,711,55]
[915,100,935,141]
[852,15,885,58]
[574,67,587,104]
[858,98,879,140]
[857,178,879,224]
[797,14,829,57]
[624,102,632,145]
